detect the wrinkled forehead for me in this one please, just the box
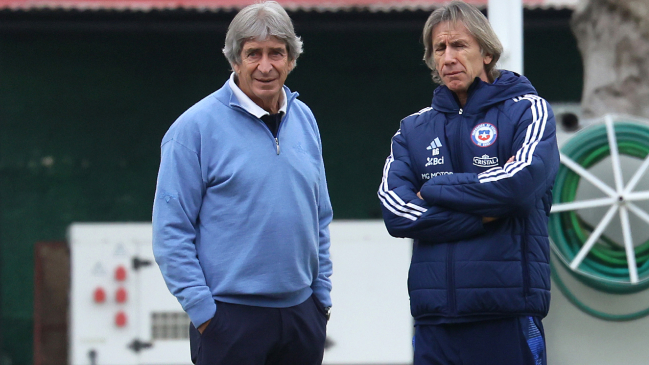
[432,20,472,42]
[241,35,287,50]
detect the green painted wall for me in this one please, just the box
[0,9,580,364]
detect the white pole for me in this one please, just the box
[488,0,524,75]
[569,204,618,270]
[550,197,616,213]
[619,206,639,283]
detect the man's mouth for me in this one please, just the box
[444,71,462,77]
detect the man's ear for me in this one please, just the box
[232,62,241,74]
[483,54,493,65]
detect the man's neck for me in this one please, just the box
[255,95,281,114]
[233,74,282,114]
[456,93,467,108]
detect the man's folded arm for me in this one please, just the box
[379,128,486,242]
[420,96,559,218]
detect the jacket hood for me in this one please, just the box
[431,70,537,114]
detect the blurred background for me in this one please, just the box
[2,0,649,364]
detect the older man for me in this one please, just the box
[379,1,559,364]
[152,2,333,364]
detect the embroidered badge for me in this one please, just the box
[471,123,498,147]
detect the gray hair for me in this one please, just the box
[422,0,503,84]
[223,1,303,67]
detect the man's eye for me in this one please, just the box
[270,51,284,59]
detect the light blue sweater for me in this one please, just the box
[152,80,333,327]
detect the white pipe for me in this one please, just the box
[619,206,639,283]
[605,116,625,194]
[624,154,649,194]
[627,203,649,225]
[551,197,617,213]
[489,0,523,75]
[560,153,617,197]
[626,191,649,201]
[570,204,619,270]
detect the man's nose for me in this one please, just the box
[443,47,457,64]
[258,54,273,73]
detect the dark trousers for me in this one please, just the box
[414,317,547,365]
[189,294,328,365]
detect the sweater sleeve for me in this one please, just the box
[152,137,215,328]
[378,125,486,242]
[419,95,560,217]
[304,107,333,308]
[311,157,334,307]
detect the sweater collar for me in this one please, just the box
[228,72,288,118]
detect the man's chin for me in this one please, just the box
[253,89,281,101]
[254,83,279,91]
[445,80,468,93]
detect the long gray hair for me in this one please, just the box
[223,1,303,68]
[422,1,503,84]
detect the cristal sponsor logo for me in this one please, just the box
[421,171,453,180]
[425,156,444,167]
[473,154,499,168]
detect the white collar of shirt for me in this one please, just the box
[229,72,287,119]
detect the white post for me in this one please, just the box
[488,0,524,75]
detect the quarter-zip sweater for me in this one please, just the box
[379,71,559,324]
[153,80,333,328]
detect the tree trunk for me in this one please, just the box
[571,0,649,119]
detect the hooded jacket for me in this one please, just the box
[379,71,559,324]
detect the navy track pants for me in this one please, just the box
[414,316,547,365]
[189,294,328,365]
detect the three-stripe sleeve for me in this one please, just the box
[478,95,549,183]
[378,131,428,222]
[378,123,485,242]
[419,95,559,218]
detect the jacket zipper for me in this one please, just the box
[231,105,284,155]
[445,106,463,315]
[447,244,457,314]
[451,110,463,172]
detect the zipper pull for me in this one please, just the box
[459,108,463,115]
[275,138,280,155]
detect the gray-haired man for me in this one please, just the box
[152,2,333,364]
[379,1,558,364]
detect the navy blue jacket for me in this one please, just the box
[379,71,560,324]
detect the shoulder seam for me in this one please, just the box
[165,138,199,156]
[401,106,433,121]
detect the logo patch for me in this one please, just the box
[421,171,453,180]
[471,123,498,147]
[426,137,443,156]
[425,157,444,167]
[473,154,499,168]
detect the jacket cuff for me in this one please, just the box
[419,183,441,205]
[186,296,217,328]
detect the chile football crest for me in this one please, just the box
[471,123,498,147]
